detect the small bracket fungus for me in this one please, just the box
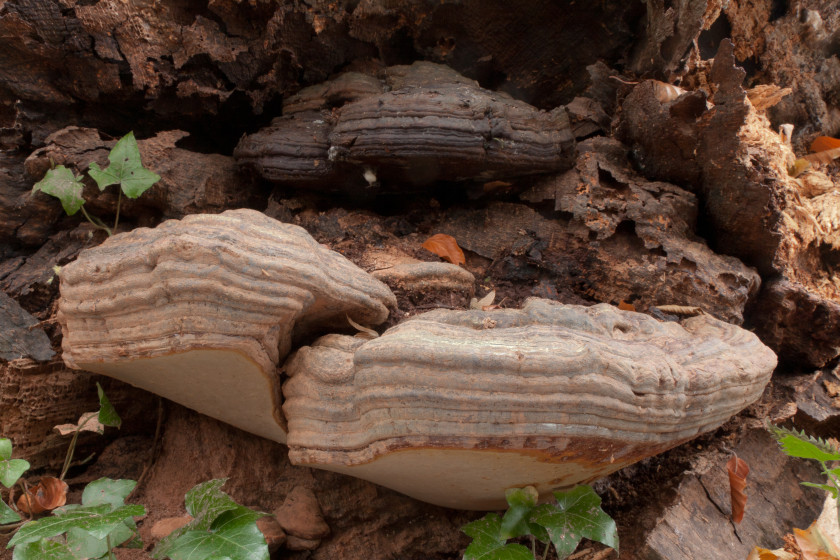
[234,62,575,189]
[282,299,776,510]
[57,209,396,443]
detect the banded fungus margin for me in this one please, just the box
[282,298,776,509]
[57,209,396,442]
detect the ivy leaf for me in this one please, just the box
[462,513,533,560]
[88,132,160,198]
[800,482,838,498]
[9,504,146,546]
[96,383,121,429]
[158,508,269,560]
[152,479,268,559]
[66,520,136,559]
[81,478,135,508]
[0,438,12,460]
[530,486,618,559]
[32,166,85,216]
[185,479,241,530]
[500,486,548,543]
[0,457,30,488]
[1,498,21,524]
[10,538,78,560]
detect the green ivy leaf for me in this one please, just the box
[66,520,136,559]
[530,486,618,559]
[159,508,270,560]
[801,482,838,498]
[62,478,140,556]
[185,479,241,530]
[462,513,533,560]
[500,486,546,542]
[11,538,78,560]
[9,504,145,547]
[152,479,268,559]
[81,478,135,508]
[96,384,121,429]
[32,166,86,216]
[1,498,21,524]
[0,438,11,461]
[776,435,840,462]
[88,132,160,198]
[0,458,30,488]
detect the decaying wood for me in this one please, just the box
[617,40,840,368]
[0,290,53,362]
[641,429,824,560]
[57,209,396,442]
[283,298,776,509]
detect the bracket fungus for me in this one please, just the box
[283,298,776,509]
[234,62,575,189]
[57,209,396,443]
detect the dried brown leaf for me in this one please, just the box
[802,147,840,166]
[422,234,465,265]
[793,526,840,560]
[727,455,749,524]
[618,300,636,312]
[347,315,379,339]
[54,411,104,436]
[655,305,704,316]
[746,85,792,111]
[470,291,496,310]
[810,137,840,154]
[17,476,68,514]
[651,81,687,103]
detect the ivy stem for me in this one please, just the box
[530,535,535,557]
[540,542,550,560]
[112,189,122,234]
[107,534,114,560]
[80,206,113,237]
[59,414,96,481]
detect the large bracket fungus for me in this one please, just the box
[283,299,776,510]
[57,209,396,442]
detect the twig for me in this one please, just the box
[131,397,165,498]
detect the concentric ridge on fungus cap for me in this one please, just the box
[282,298,777,509]
[57,209,396,443]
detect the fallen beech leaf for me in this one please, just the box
[618,301,635,312]
[347,315,379,339]
[727,455,749,524]
[793,526,840,560]
[422,234,465,265]
[17,476,68,514]
[483,180,513,192]
[54,411,104,436]
[651,80,687,103]
[470,291,495,310]
[810,136,840,154]
[655,305,704,316]
[802,147,840,166]
[746,85,792,111]
[746,547,796,560]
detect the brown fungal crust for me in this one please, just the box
[57,209,396,442]
[282,298,776,509]
[234,62,575,189]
